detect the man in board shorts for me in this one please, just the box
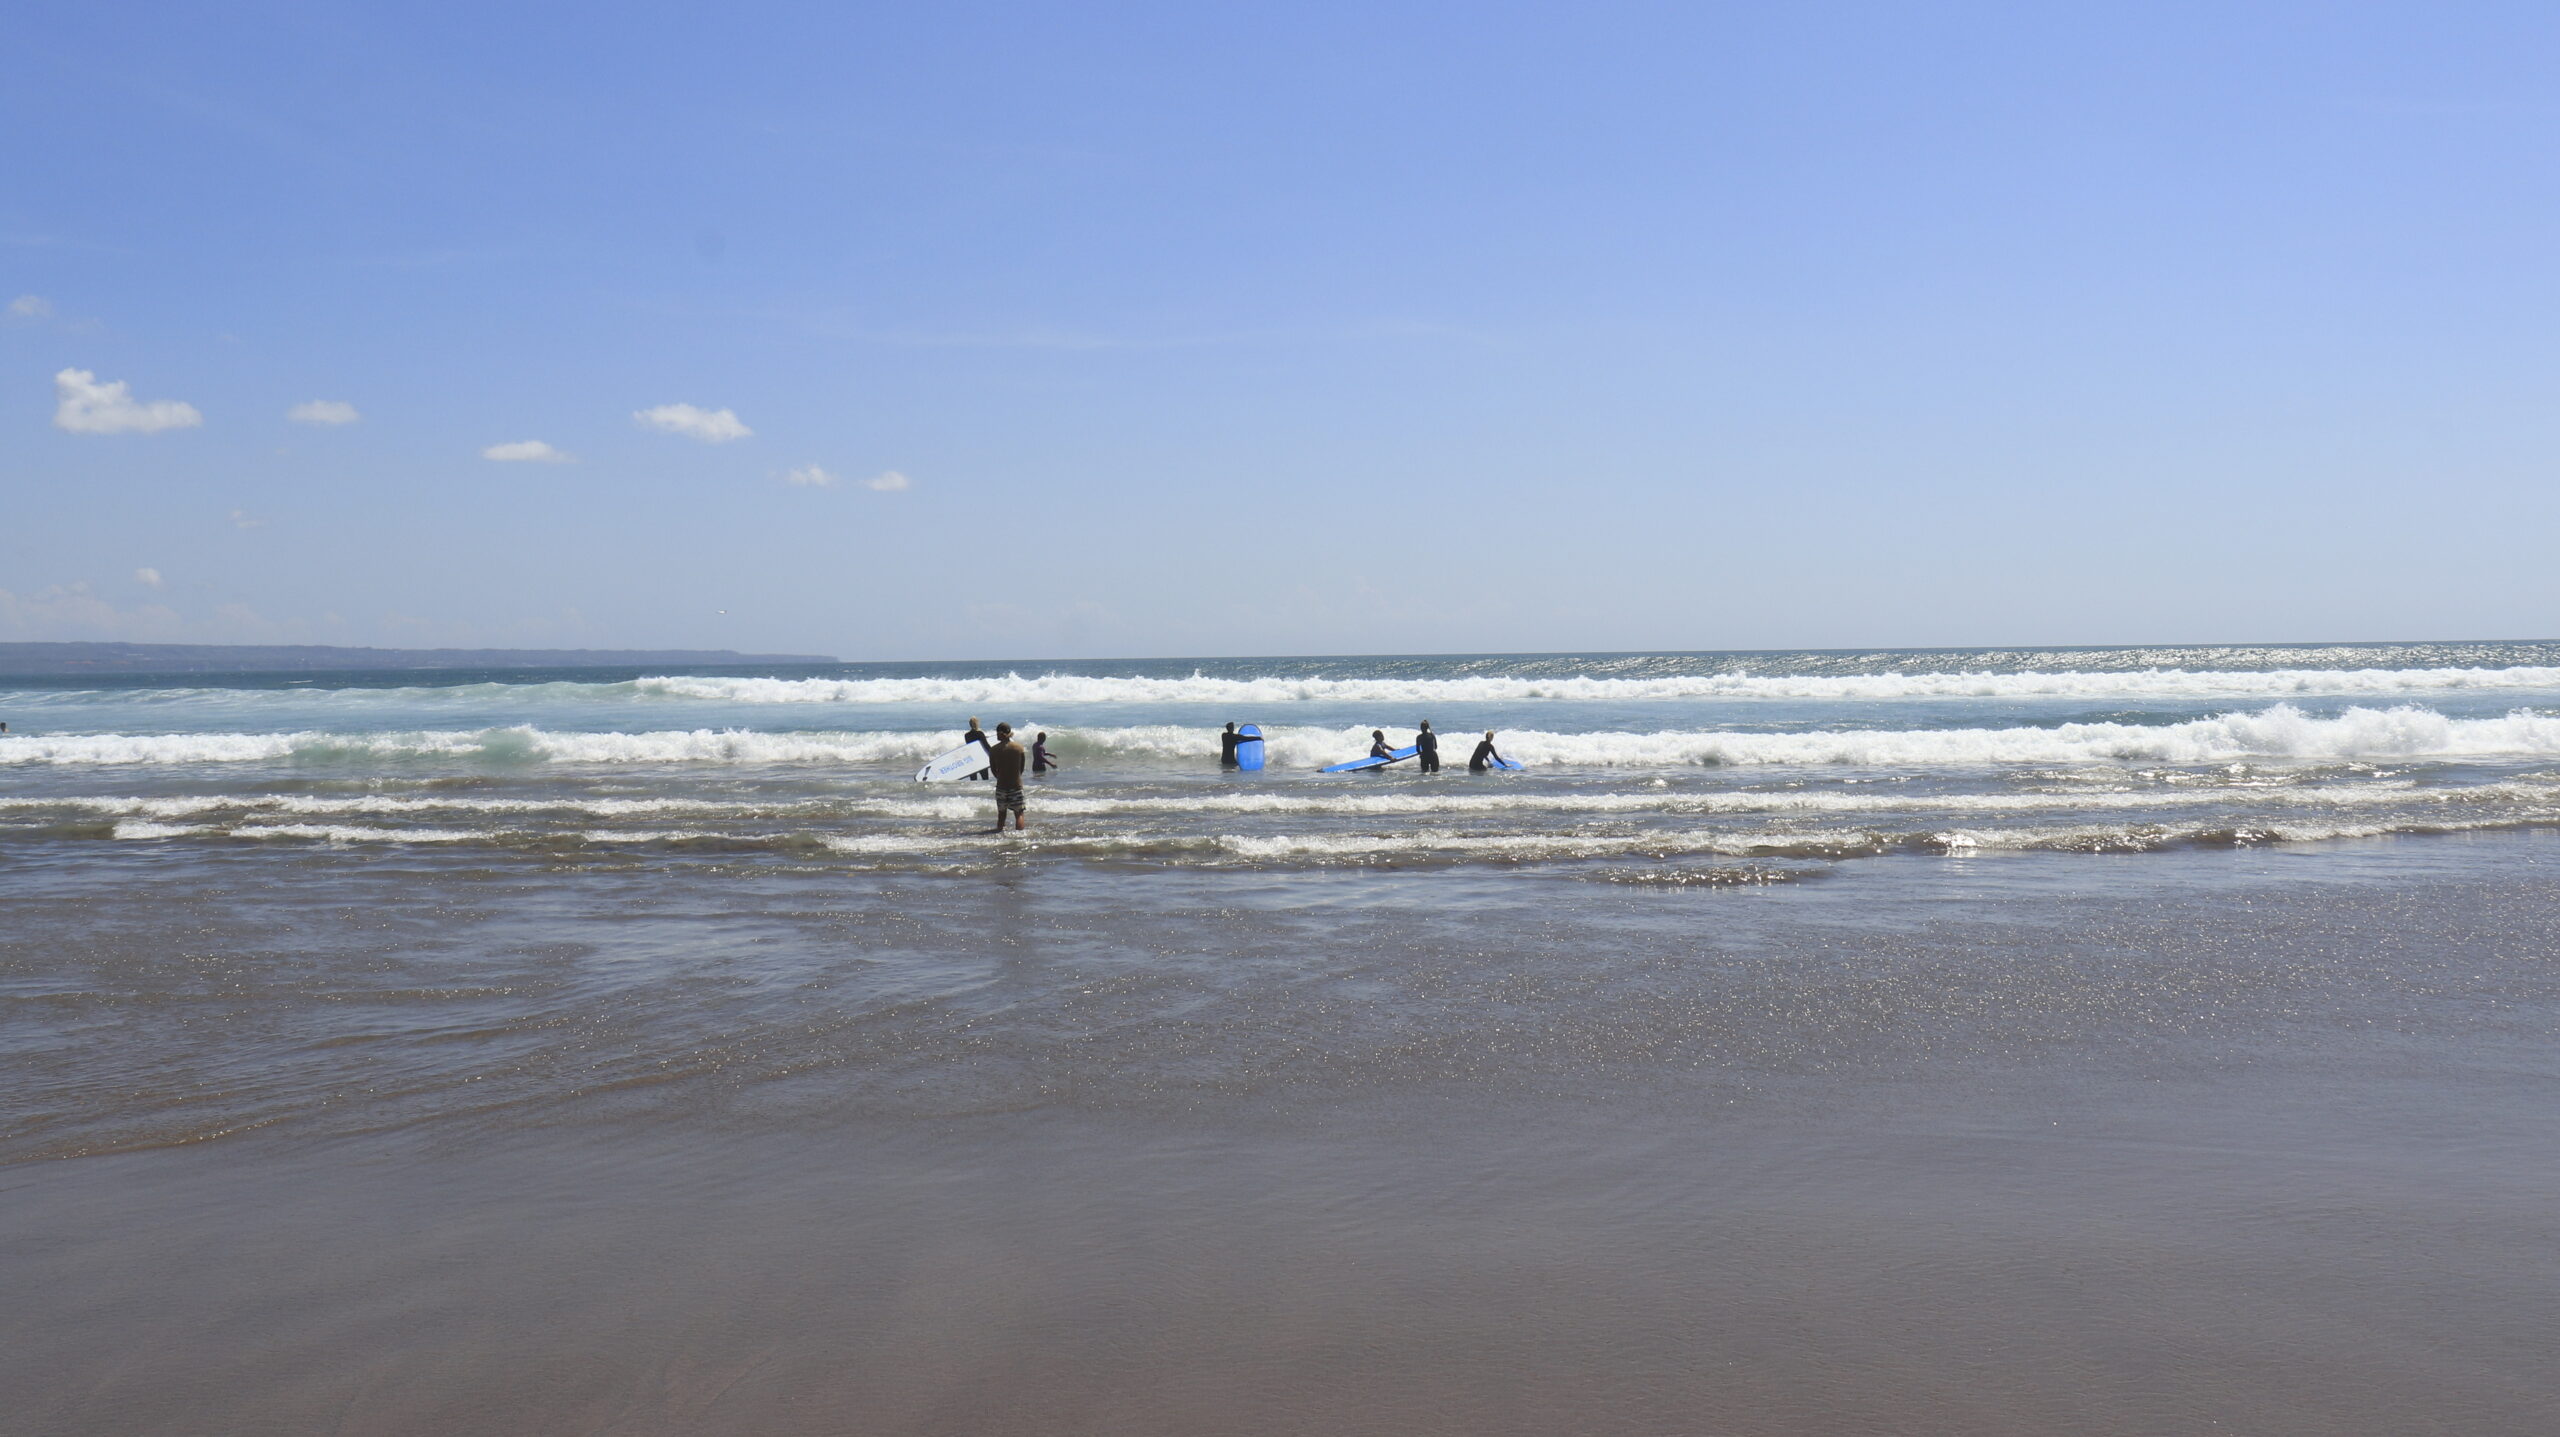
[987,722,1029,832]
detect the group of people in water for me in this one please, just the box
[953,716,1509,833]
[1354,718,1507,774]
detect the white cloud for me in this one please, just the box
[483,439,573,463]
[229,508,267,530]
[635,402,751,443]
[287,399,360,425]
[7,294,50,321]
[783,464,839,487]
[135,567,163,588]
[865,470,913,492]
[52,368,203,435]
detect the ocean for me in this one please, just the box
[6,643,2559,1433]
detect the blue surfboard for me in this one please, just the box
[1321,744,1419,774]
[1236,723,1265,772]
[1489,756,1524,771]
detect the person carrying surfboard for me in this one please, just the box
[1469,731,1506,773]
[962,717,991,780]
[1219,722,1255,768]
[1415,719,1441,773]
[986,723,1029,831]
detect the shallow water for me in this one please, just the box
[5,647,2560,1432]
[8,643,2560,871]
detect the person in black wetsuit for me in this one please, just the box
[1414,719,1441,773]
[962,717,991,780]
[1469,731,1505,772]
[1220,722,1260,768]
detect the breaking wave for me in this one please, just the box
[631,666,2560,706]
[9,705,2560,770]
[19,663,2560,716]
[85,811,2560,865]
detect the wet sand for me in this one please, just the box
[6,835,2559,1433]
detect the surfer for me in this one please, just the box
[962,717,991,780]
[1415,719,1441,773]
[1469,731,1505,772]
[1033,732,1058,774]
[1219,722,1256,767]
[1366,729,1395,772]
[987,723,1029,831]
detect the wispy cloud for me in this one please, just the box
[0,582,181,640]
[783,465,908,490]
[635,402,751,443]
[135,567,163,588]
[7,294,51,321]
[482,439,573,463]
[53,369,203,435]
[287,399,360,426]
[0,580,303,642]
[228,509,267,530]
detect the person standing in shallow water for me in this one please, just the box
[961,716,991,780]
[1469,731,1505,772]
[1414,719,1441,773]
[1219,722,1255,768]
[986,723,1028,831]
[1032,731,1058,775]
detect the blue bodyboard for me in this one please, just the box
[1236,723,1265,772]
[1321,744,1419,774]
[1490,756,1524,771]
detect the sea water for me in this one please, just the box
[5,644,2559,1433]
[7,641,2560,868]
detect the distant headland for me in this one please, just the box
[0,642,839,676]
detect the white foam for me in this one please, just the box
[8,704,2560,773]
[18,775,2560,828]
[109,820,207,840]
[633,666,2560,706]
[1079,708,2560,769]
[232,823,500,843]
[0,725,950,768]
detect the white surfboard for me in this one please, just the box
[917,738,990,782]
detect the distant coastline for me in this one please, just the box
[0,642,839,676]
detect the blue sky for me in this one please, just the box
[7,2,2559,659]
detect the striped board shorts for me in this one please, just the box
[995,784,1027,815]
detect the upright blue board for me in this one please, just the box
[1236,723,1265,771]
[1321,744,1419,774]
